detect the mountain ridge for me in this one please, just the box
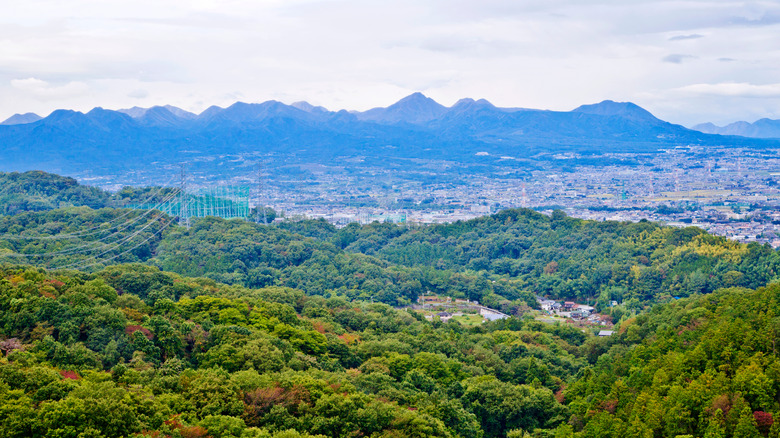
[1,93,776,175]
[1,112,42,125]
[693,118,780,138]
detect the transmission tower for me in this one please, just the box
[179,163,190,229]
[256,162,268,225]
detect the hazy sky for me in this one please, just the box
[2,0,780,126]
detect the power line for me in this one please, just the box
[59,216,176,272]
[0,188,181,258]
[54,213,167,270]
[0,176,179,241]
[55,175,179,238]
[0,188,180,257]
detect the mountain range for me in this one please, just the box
[693,118,780,138]
[0,93,775,177]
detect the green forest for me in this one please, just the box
[1,171,780,437]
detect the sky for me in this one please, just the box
[2,0,780,127]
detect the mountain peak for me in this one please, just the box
[390,92,446,110]
[291,101,328,113]
[118,105,196,120]
[117,106,149,118]
[196,100,315,126]
[162,105,196,119]
[45,109,84,121]
[136,106,191,127]
[85,107,137,131]
[451,98,495,109]
[693,118,780,138]
[1,112,43,126]
[395,92,428,103]
[357,92,447,124]
[572,100,659,122]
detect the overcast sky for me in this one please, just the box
[2,0,780,126]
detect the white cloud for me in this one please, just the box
[662,54,697,64]
[668,34,703,41]
[675,82,780,98]
[127,89,149,99]
[10,78,89,100]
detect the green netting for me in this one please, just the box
[128,186,250,219]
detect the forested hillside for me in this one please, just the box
[4,172,780,437]
[0,171,180,215]
[0,264,582,437]
[345,210,780,310]
[3,199,778,315]
[563,284,780,438]
[0,171,110,215]
[4,264,780,437]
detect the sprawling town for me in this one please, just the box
[250,146,780,247]
[85,145,780,246]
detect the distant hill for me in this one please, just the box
[118,105,196,120]
[357,92,448,124]
[0,94,775,175]
[572,100,659,122]
[693,118,780,138]
[0,171,109,214]
[0,170,180,215]
[1,112,42,125]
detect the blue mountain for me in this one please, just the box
[0,93,775,175]
[357,92,448,124]
[572,100,659,122]
[1,112,42,125]
[136,106,191,128]
[693,118,780,138]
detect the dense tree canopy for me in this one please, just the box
[0,265,585,437]
[563,284,780,438]
[3,172,780,437]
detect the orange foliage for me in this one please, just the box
[162,416,211,438]
[554,384,566,403]
[706,394,733,419]
[122,308,145,322]
[59,370,80,380]
[339,333,360,345]
[38,288,56,299]
[45,279,65,289]
[243,384,310,426]
[312,321,327,334]
[618,317,636,334]
[125,325,153,339]
[596,398,618,414]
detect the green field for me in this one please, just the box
[452,313,485,326]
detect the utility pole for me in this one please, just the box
[520,182,528,208]
[179,163,190,229]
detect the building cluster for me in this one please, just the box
[413,295,509,323]
[537,297,613,327]
[251,147,780,246]
[103,146,780,246]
